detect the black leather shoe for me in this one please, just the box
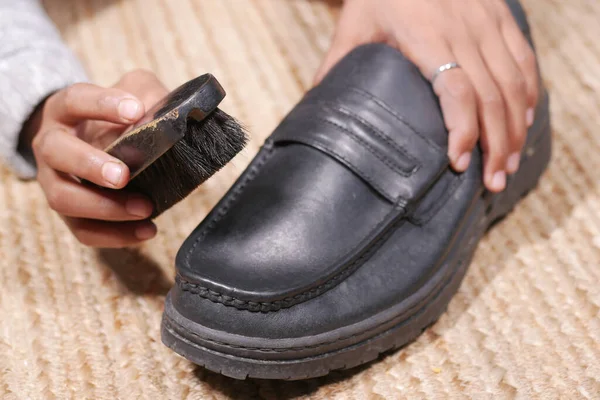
[161,1,551,380]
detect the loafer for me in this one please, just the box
[161,0,551,380]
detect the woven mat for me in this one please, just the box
[1,0,599,398]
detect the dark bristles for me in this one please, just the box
[126,108,248,217]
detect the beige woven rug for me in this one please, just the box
[1,0,599,398]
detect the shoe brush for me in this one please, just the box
[104,74,248,218]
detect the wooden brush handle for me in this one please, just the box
[104,74,226,179]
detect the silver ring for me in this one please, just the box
[431,62,461,84]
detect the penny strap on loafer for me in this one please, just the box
[272,86,449,208]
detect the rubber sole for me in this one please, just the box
[161,119,551,381]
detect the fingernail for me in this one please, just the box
[490,171,507,192]
[526,108,535,127]
[126,197,153,218]
[455,153,472,172]
[118,98,141,121]
[135,223,157,240]
[506,152,521,174]
[102,161,124,187]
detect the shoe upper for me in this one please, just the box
[177,43,452,307]
[170,0,544,339]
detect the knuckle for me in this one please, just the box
[67,221,93,247]
[513,138,526,152]
[488,148,509,165]
[528,58,539,81]
[482,137,509,162]
[62,84,83,114]
[81,156,102,179]
[65,222,84,245]
[421,29,442,44]
[480,89,504,110]
[504,75,527,96]
[46,186,66,213]
[492,141,509,159]
[31,133,46,158]
[521,52,540,100]
[35,131,59,161]
[472,2,498,30]
[95,95,114,115]
[445,74,474,101]
[527,87,540,107]
[512,128,527,149]
[452,122,479,145]
[94,196,117,217]
[74,231,93,247]
[467,138,479,152]
[122,68,156,84]
[519,46,537,68]
[464,127,480,147]
[495,2,513,21]
[454,133,478,155]
[134,68,155,77]
[528,91,540,107]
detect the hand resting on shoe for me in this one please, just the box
[315,0,539,193]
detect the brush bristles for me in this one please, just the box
[126,108,248,217]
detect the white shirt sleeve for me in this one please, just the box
[0,0,89,179]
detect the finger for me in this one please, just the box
[37,166,153,221]
[495,1,539,126]
[78,70,170,147]
[46,83,145,125]
[452,39,509,192]
[404,33,479,172]
[432,64,479,172]
[33,126,130,188]
[64,217,157,248]
[80,120,125,150]
[314,2,378,84]
[113,69,170,109]
[475,15,528,175]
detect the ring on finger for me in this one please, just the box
[431,62,462,85]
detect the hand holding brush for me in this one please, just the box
[104,72,247,218]
[26,70,247,248]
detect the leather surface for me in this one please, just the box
[176,43,452,307]
[173,0,547,336]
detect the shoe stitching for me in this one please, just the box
[179,216,405,313]
[168,249,470,353]
[303,84,443,154]
[284,131,403,203]
[184,82,441,270]
[182,89,545,312]
[300,100,421,174]
[169,174,496,352]
[337,86,444,153]
[409,172,465,226]
[184,142,276,267]
[181,116,549,312]
[174,97,550,351]
[314,115,415,177]
[331,104,421,173]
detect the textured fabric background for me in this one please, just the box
[1,0,599,398]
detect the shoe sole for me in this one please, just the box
[161,116,551,381]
